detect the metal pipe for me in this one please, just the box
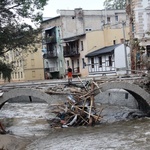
[122,21,129,75]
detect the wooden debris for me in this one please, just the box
[47,78,103,128]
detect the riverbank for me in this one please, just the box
[0,134,31,150]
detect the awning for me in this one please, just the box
[44,26,55,31]
[63,38,79,43]
[85,44,121,57]
[61,33,85,43]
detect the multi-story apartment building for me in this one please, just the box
[42,25,65,79]
[41,8,129,77]
[126,0,150,71]
[0,43,44,84]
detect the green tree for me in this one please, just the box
[0,0,48,81]
[103,0,126,10]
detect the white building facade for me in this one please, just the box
[85,44,131,76]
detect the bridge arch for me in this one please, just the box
[97,82,150,114]
[0,88,67,109]
[0,82,150,114]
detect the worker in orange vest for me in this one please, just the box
[67,67,72,84]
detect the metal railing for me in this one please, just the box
[43,51,57,58]
[64,48,80,57]
[45,67,59,72]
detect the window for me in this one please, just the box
[81,41,84,51]
[99,57,102,67]
[85,28,92,31]
[21,72,23,78]
[109,56,112,66]
[146,45,150,57]
[32,71,35,78]
[115,15,118,22]
[82,58,85,68]
[46,62,49,68]
[113,40,116,45]
[67,60,69,67]
[91,57,94,68]
[107,17,111,23]
[15,72,17,79]
[18,72,20,78]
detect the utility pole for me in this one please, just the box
[122,21,129,75]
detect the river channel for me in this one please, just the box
[0,100,150,150]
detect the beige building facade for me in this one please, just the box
[23,46,45,81]
[0,43,44,84]
[63,26,130,77]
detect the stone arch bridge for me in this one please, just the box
[0,80,150,114]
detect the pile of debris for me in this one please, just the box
[47,78,103,128]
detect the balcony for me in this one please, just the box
[64,48,80,58]
[43,51,57,59]
[45,67,59,73]
[43,36,56,43]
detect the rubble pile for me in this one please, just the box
[47,79,103,128]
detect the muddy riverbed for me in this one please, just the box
[0,102,149,150]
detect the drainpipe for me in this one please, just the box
[122,21,129,75]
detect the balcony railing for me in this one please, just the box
[43,51,57,58]
[64,48,80,57]
[45,67,59,72]
[43,36,56,43]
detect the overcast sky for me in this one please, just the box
[43,0,105,17]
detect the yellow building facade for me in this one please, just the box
[23,45,45,81]
[79,27,130,77]
[0,42,44,84]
